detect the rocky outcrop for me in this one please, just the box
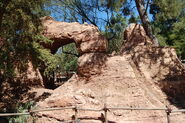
[122,23,185,101]
[34,23,185,123]
[0,17,108,111]
[122,23,153,52]
[41,16,107,55]
[36,56,185,123]
[41,16,108,77]
[122,23,184,80]
[15,61,43,86]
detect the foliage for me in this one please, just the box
[150,0,185,58]
[170,18,185,58]
[32,42,58,77]
[105,14,127,53]
[150,0,183,21]
[1,101,36,123]
[0,0,56,78]
[56,43,78,74]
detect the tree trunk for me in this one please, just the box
[135,0,159,46]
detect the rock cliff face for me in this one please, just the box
[35,23,185,123]
[122,23,153,51]
[41,16,108,77]
[122,23,185,97]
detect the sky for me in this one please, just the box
[48,0,154,54]
[48,0,153,30]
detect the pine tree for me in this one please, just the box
[0,0,56,79]
[150,0,185,58]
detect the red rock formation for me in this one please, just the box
[122,23,185,98]
[122,23,153,52]
[41,16,108,77]
[41,16,107,55]
[35,23,185,123]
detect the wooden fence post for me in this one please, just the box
[166,106,171,123]
[104,104,108,123]
[28,107,36,123]
[74,106,78,123]
[29,111,36,123]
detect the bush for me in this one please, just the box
[7,101,36,123]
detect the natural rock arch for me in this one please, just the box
[41,16,107,55]
[41,16,108,77]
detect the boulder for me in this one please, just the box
[122,23,153,52]
[78,53,107,77]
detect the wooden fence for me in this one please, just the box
[0,104,185,123]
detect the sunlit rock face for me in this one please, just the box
[41,16,107,55]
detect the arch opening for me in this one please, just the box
[40,16,108,89]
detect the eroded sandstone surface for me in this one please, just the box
[34,23,185,123]
[41,16,107,55]
[122,24,185,98]
[41,16,108,77]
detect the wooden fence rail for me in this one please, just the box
[0,105,184,123]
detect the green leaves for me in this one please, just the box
[105,14,127,53]
[0,0,49,78]
[153,0,184,21]
[8,101,36,123]
[56,43,78,74]
[152,0,185,58]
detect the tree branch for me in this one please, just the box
[75,2,98,27]
[62,51,79,57]
[144,0,150,17]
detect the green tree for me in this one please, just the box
[0,0,57,79]
[56,43,78,74]
[150,0,185,58]
[105,14,127,53]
